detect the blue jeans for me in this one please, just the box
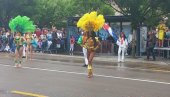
[42,40,48,51]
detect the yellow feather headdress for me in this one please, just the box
[77,11,105,32]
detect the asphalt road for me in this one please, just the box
[0,54,170,97]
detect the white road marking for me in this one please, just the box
[0,63,170,85]
[110,65,170,73]
[1,56,170,73]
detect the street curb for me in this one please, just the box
[33,53,169,66]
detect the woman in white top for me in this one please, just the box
[117,32,128,62]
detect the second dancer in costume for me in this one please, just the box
[25,33,34,60]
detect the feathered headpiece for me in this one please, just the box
[9,15,36,34]
[77,11,105,32]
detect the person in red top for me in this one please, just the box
[70,35,75,55]
[35,28,42,38]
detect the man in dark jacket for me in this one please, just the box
[51,27,58,52]
[146,31,156,61]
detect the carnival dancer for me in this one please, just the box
[9,15,36,67]
[85,32,100,78]
[14,32,25,67]
[25,33,34,60]
[77,11,105,78]
[77,31,88,67]
[117,32,128,62]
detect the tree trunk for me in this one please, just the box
[132,29,136,58]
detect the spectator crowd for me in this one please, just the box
[0,26,67,54]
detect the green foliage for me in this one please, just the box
[0,0,115,28]
[74,0,115,15]
[38,0,78,28]
[99,5,115,15]
[36,0,115,28]
[1,0,170,29]
[166,14,170,28]
[0,0,38,27]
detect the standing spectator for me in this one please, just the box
[40,31,47,52]
[1,32,7,51]
[77,31,88,67]
[42,28,48,35]
[6,29,10,38]
[47,30,52,41]
[56,30,63,50]
[70,35,75,55]
[2,27,6,34]
[146,31,156,61]
[61,28,66,38]
[166,28,170,39]
[117,32,128,62]
[156,20,167,47]
[61,28,66,50]
[106,35,114,54]
[51,27,58,51]
[9,32,15,53]
[57,30,63,39]
[47,30,52,49]
[35,28,42,38]
[4,43,10,52]
[37,36,42,50]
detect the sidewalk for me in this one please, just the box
[97,55,170,65]
[33,53,170,66]
[32,53,170,72]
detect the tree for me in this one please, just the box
[74,0,115,15]
[0,0,38,28]
[34,0,81,28]
[35,0,115,28]
[0,0,115,29]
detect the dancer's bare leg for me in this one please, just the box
[15,49,19,67]
[30,45,33,60]
[26,45,29,61]
[18,47,23,67]
[87,51,95,78]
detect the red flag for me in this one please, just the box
[103,23,110,30]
